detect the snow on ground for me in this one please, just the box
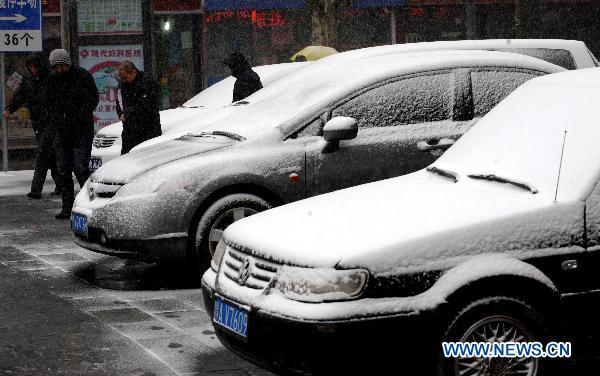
[0,170,57,197]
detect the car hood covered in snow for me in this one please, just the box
[91,135,236,184]
[223,170,584,274]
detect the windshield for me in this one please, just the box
[182,77,235,108]
[433,76,600,201]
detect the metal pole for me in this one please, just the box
[1,53,7,172]
[390,8,397,45]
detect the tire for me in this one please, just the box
[441,296,557,376]
[193,193,272,261]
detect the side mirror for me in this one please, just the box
[322,116,358,142]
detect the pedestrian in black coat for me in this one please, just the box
[223,51,263,103]
[43,49,99,219]
[3,54,59,199]
[116,60,162,155]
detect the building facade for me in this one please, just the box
[2,0,599,138]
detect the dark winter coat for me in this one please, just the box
[223,51,263,103]
[6,55,50,133]
[43,65,99,143]
[116,70,162,153]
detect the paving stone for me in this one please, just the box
[137,335,214,374]
[38,253,87,263]
[132,298,196,313]
[70,296,131,312]
[0,246,35,262]
[3,258,52,270]
[173,291,206,310]
[110,320,180,341]
[90,308,154,324]
[91,308,155,324]
[157,310,207,328]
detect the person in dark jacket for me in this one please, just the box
[116,60,162,155]
[223,51,263,103]
[3,54,60,199]
[43,49,99,219]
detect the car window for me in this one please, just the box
[588,48,600,67]
[493,48,576,70]
[331,72,454,129]
[471,69,541,118]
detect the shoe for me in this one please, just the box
[50,190,61,196]
[27,192,42,199]
[55,209,71,220]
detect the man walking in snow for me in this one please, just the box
[43,49,99,219]
[3,54,60,199]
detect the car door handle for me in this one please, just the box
[417,138,455,152]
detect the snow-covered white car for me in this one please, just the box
[124,39,598,155]
[71,50,563,263]
[203,67,600,375]
[89,62,307,171]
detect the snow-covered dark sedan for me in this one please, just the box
[71,50,563,262]
[203,68,600,375]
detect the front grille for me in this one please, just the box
[221,247,280,290]
[93,135,119,148]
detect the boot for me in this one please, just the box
[27,192,42,199]
[55,209,71,220]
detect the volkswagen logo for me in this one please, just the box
[238,258,251,285]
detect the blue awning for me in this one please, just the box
[204,1,304,11]
[205,0,405,11]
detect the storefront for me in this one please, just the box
[3,0,600,137]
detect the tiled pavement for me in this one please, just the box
[0,189,275,376]
[0,243,275,376]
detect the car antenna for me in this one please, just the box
[554,130,567,203]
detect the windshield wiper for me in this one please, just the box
[187,131,246,141]
[231,100,249,106]
[468,173,538,194]
[426,166,458,182]
[181,105,205,109]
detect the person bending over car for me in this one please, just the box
[116,60,162,155]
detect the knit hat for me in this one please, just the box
[49,49,71,67]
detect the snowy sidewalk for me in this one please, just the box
[0,170,57,197]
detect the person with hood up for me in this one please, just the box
[2,54,60,199]
[116,60,162,155]
[43,49,99,219]
[223,51,263,103]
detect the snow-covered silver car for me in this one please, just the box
[71,50,563,262]
[89,62,307,170]
[203,68,600,375]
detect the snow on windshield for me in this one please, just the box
[436,73,600,201]
[182,62,306,108]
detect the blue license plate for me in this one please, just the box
[213,297,249,338]
[89,157,102,171]
[71,213,88,236]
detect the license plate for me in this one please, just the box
[213,297,249,338]
[71,212,88,236]
[89,157,102,171]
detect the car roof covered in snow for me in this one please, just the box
[195,49,563,139]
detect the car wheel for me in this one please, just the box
[442,296,552,376]
[194,193,272,260]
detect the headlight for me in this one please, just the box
[211,239,227,271]
[273,266,368,303]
